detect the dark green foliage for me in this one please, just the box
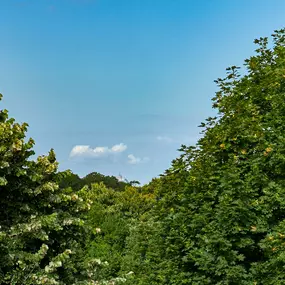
[58,172,82,191]
[59,171,128,192]
[82,172,127,192]
[121,29,285,284]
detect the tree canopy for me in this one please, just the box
[122,28,285,285]
[0,94,128,284]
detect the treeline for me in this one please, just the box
[1,29,285,284]
[59,171,128,192]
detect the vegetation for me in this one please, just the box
[59,172,128,192]
[1,28,285,284]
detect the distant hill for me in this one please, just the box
[59,171,129,191]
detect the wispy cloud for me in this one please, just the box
[70,143,127,158]
[127,154,149,165]
[156,135,173,143]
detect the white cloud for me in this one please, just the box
[70,143,127,158]
[111,143,127,153]
[156,136,173,143]
[70,145,90,156]
[127,154,149,165]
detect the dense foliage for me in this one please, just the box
[59,172,128,192]
[1,28,285,284]
[0,94,90,284]
[122,28,285,284]
[0,94,128,284]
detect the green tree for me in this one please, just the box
[0,94,101,284]
[58,171,82,191]
[81,182,155,282]
[123,29,285,284]
[82,172,127,192]
[59,171,128,192]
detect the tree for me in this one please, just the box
[82,172,128,192]
[80,181,155,282]
[59,171,128,192]
[124,28,285,284]
[129,181,140,187]
[58,171,82,191]
[0,94,97,284]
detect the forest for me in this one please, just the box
[1,29,285,284]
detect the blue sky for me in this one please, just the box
[1,0,285,184]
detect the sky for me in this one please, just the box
[0,0,285,184]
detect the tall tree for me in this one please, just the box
[123,29,285,284]
[0,94,95,284]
